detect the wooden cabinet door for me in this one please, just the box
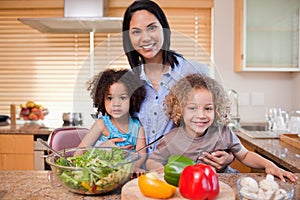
[0,134,34,170]
[1,154,34,170]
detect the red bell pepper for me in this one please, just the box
[179,163,219,200]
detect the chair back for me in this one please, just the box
[48,127,89,152]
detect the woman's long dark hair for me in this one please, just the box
[122,0,181,74]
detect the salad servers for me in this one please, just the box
[37,138,73,167]
[124,135,164,160]
[38,135,164,167]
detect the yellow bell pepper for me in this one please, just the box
[81,181,92,192]
[138,172,177,199]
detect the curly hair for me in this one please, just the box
[87,68,146,116]
[164,74,231,126]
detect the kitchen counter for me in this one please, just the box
[0,171,298,200]
[234,129,300,173]
[0,123,53,135]
[0,122,299,172]
[0,119,88,135]
[0,122,83,170]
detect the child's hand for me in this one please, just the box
[198,150,234,171]
[99,138,120,147]
[120,144,134,150]
[265,162,298,182]
[131,167,145,179]
[100,138,134,149]
[73,149,84,157]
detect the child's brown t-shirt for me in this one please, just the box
[148,125,243,165]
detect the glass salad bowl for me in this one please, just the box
[46,146,140,195]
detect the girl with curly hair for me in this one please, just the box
[76,68,147,175]
[146,74,297,182]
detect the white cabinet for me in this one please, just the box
[234,0,300,72]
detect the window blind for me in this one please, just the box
[0,0,213,125]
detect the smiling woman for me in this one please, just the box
[0,0,213,122]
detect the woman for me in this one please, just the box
[122,0,208,149]
[107,0,234,171]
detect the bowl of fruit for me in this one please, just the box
[20,101,49,121]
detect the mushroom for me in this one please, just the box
[240,177,259,193]
[239,186,258,199]
[259,175,279,191]
[273,189,288,200]
[239,175,290,200]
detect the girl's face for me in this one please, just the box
[129,10,164,62]
[182,88,215,137]
[104,82,130,120]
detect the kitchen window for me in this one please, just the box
[0,0,213,123]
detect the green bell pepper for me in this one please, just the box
[163,155,195,187]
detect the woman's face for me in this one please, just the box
[129,10,164,62]
[182,88,215,137]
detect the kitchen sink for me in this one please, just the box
[231,123,268,131]
[240,125,268,131]
[234,123,280,139]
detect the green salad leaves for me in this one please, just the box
[54,147,132,194]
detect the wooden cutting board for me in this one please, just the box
[280,134,300,149]
[121,178,235,200]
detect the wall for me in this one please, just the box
[213,0,300,123]
[292,73,300,109]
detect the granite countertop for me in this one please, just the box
[234,130,300,173]
[0,123,53,135]
[0,121,299,173]
[0,119,88,135]
[0,171,298,200]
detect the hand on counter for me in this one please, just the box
[265,162,298,183]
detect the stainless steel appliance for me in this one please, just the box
[62,112,83,126]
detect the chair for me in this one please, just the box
[47,127,89,152]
